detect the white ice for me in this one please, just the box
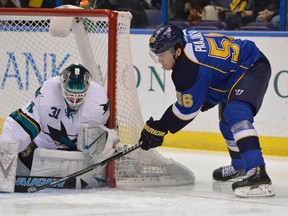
[1,148,287,216]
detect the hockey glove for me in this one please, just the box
[201,101,216,112]
[77,125,120,164]
[139,117,168,151]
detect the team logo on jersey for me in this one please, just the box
[43,121,77,149]
[100,101,109,115]
[235,89,244,96]
[27,102,35,113]
[35,87,42,98]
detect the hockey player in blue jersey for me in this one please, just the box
[139,24,274,197]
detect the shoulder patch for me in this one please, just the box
[35,87,42,98]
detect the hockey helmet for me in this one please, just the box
[149,24,186,55]
[60,64,92,110]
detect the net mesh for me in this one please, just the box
[0,9,195,186]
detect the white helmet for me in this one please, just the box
[60,64,92,111]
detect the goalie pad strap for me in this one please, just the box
[18,141,38,170]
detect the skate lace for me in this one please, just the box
[243,167,257,181]
[222,165,237,177]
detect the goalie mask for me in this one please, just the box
[60,64,92,111]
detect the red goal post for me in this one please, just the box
[0,8,195,188]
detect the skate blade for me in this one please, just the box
[234,184,276,198]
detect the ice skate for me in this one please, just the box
[232,165,275,198]
[213,165,245,181]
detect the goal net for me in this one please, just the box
[0,8,195,187]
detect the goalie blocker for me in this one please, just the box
[0,125,120,192]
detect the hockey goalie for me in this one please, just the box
[0,63,120,192]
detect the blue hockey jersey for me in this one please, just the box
[160,29,261,133]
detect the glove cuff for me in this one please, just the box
[144,123,167,137]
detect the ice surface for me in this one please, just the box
[1,148,287,216]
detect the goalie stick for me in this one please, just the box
[15,176,78,193]
[18,142,142,193]
[14,174,108,192]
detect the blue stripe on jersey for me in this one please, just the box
[9,109,41,141]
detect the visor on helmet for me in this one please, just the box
[149,48,175,64]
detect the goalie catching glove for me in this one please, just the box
[77,125,120,164]
[139,117,168,151]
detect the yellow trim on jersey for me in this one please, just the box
[209,86,227,93]
[204,33,235,42]
[239,65,249,70]
[226,72,246,103]
[17,110,41,134]
[184,49,228,74]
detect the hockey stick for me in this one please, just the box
[15,174,107,192]
[15,176,78,192]
[21,141,142,193]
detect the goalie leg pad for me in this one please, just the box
[31,148,107,188]
[0,141,19,192]
[31,148,91,177]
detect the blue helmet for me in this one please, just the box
[149,24,186,54]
